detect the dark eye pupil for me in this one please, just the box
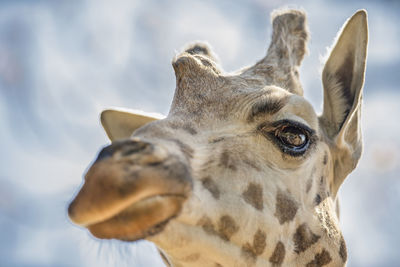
[278,127,306,147]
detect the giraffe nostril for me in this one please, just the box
[120,141,149,157]
[95,140,151,162]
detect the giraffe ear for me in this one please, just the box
[319,10,368,192]
[100,108,165,141]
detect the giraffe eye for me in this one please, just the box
[276,126,307,148]
[274,125,310,155]
[259,119,315,156]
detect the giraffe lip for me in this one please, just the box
[86,194,186,241]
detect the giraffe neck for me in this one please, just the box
[148,172,345,267]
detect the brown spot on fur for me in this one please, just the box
[182,123,197,135]
[217,215,239,241]
[198,215,241,242]
[320,176,324,185]
[306,249,332,267]
[339,235,347,262]
[323,152,328,165]
[219,150,237,171]
[253,229,267,255]
[306,178,312,193]
[242,243,256,260]
[278,47,289,59]
[269,241,285,265]
[241,229,267,259]
[293,223,320,254]
[274,190,299,224]
[314,194,322,205]
[197,216,217,236]
[242,183,264,211]
[201,177,220,199]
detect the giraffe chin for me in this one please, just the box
[87,194,185,241]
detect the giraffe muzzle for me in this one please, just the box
[68,138,193,241]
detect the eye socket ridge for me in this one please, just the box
[258,119,316,156]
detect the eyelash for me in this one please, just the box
[258,120,316,157]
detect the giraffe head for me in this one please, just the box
[68,9,368,266]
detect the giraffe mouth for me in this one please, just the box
[87,194,186,241]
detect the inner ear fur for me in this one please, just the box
[319,10,368,193]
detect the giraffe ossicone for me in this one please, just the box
[68,8,368,267]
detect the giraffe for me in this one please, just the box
[68,8,368,267]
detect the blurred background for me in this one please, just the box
[0,0,399,266]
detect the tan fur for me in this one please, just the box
[68,8,368,267]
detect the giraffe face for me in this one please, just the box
[141,85,333,265]
[68,81,333,265]
[68,80,322,241]
[68,8,368,266]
